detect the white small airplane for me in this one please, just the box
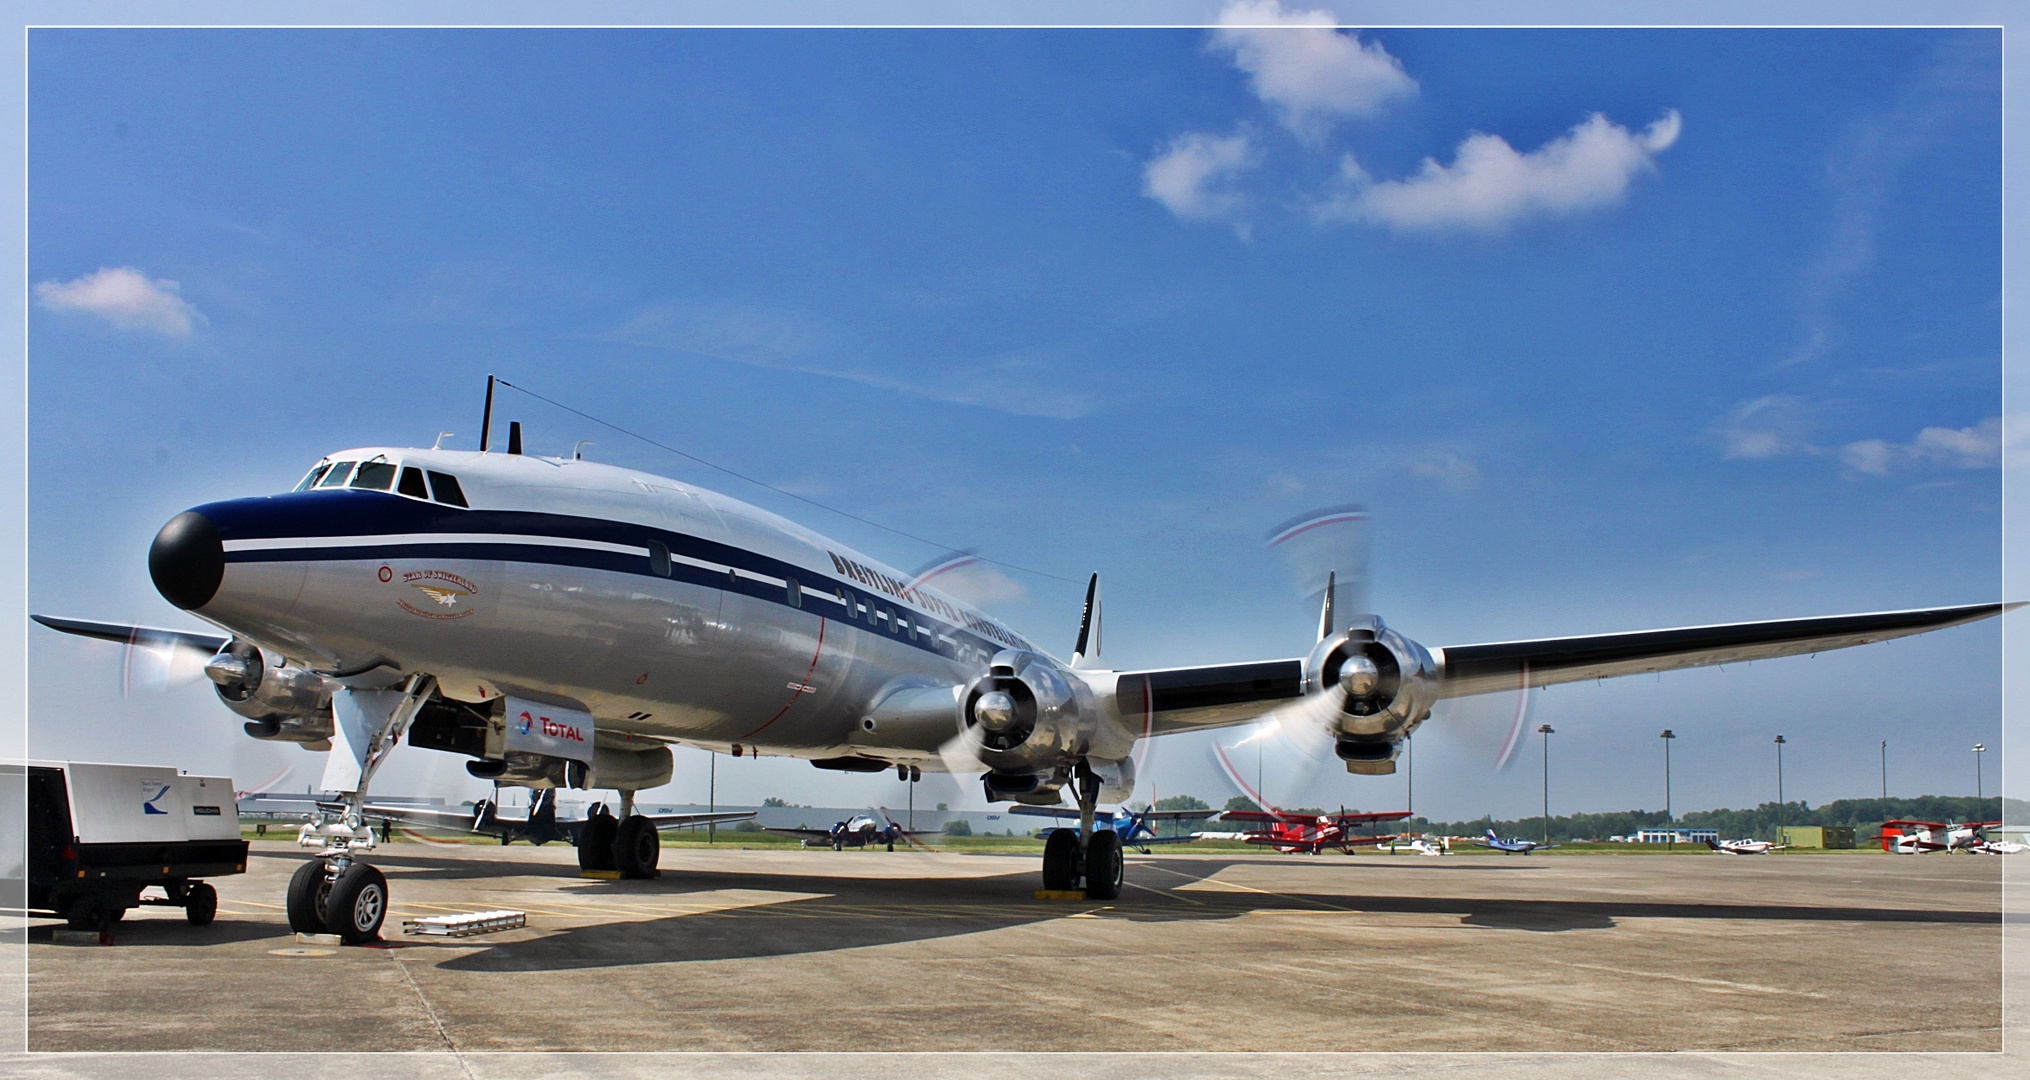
[1383,837,1447,856]
[1706,838,1787,855]
[29,385,2018,944]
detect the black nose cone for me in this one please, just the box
[149,511,224,610]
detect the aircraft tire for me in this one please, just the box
[286,859,329,934]
[613,815,661,879]
[184,882,218,926]
[579,812,619,872]
[1041,829,1080,891]
[322,863,388,945]
[1085,831,1124,900]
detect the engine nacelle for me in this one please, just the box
[1304,616,1437,775]
[468,751,587,790]
[959,650,1102,804]
[205,642,338,750]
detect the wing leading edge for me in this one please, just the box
[1435,602,2016,700]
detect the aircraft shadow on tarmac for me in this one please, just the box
[429,857,2002,972]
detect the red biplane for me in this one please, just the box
[1219,808,1413,854]
[1876,819,2003,854]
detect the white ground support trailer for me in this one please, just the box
[7,760,248,930]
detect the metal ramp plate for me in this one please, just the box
[401,910,527,937]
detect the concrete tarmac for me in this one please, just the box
[13,840,2017,1073]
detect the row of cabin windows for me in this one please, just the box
[295,459,468,508]
[643,542,992,661]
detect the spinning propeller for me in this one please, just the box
[1210,506,1534,811]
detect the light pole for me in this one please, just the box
[1406,733,1414,818]
[1538,724,1555,847]
[708,750,717,845]
[1773,735,1786,844]
[1973,743,1987,802]
[1660,729,1676,827]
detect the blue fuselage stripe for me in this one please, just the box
[204,491,1030,660]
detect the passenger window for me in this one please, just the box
[317,462,356,488]
[351,461,397,491]
[426,471,469,508]
[397,467,429,499]
[647,540,671,577]
[785,578,802,608]
[835,588,850,616]
[294,463,330,491]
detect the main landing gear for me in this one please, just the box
[1039,761,1123,901]
[576,798,662,879]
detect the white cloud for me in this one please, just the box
[1840,415,2016,476]
[1714,395,1814,460]
[34,266,203,336]
[1405,448,1482,490]
[1210,1,1417,139]
[1142,131,1256,227]
[1317,110,1681,232]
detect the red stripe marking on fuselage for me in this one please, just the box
[741,617,828,740]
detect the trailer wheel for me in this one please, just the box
[286,859,329,934]
[184,882,218,926]
[322,863,388,944]
[64,895,109,931]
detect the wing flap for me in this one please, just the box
[1436,603,2015,699]
[646,811,756,830]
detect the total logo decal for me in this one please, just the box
[517,710,586,743]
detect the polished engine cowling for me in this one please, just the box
[204,641,338,749]
[1304,616,1438,775]
[958,650,1106,804]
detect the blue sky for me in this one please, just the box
[22,16,2009,820]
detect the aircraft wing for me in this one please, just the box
[363,804,482,832]
[761,827,836,839]
[1334,811,1413,824]
[1007,806,1080,820]
[1436,603,2016,699]
[644,811,755,830]
[1217,810,1293,824]
[32,614,231,654]
[1882,820,1952,829]
[1142,809,1221,822]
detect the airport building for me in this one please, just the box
[1632,828,1719,844]
[1778,825,1855,849]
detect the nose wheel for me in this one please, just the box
[286,857,388,944]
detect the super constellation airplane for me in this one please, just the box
[31,410,2016,943]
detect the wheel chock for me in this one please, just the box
[579,869,622,880]
[1033,889,1087,900]
[294,932,343,946]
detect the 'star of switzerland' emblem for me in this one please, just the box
[397,569,479,620]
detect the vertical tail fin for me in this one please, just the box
[1071,573,1104,669]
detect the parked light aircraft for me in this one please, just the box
[765,810,926,851]
[1478,829,1558,855]
[1222,809,1413,854]
[364,787,752,857]
[1876,820,2003,854]
[1009,804,1219,854]
[29,401,2018,941]
[1705,838,1786,855]
[1383,837,1448,856]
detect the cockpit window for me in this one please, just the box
[294,463,331,492]
[426,471,469,508]
[397,466,429,499]
[351,461,397,491]
[316,462,356,488]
